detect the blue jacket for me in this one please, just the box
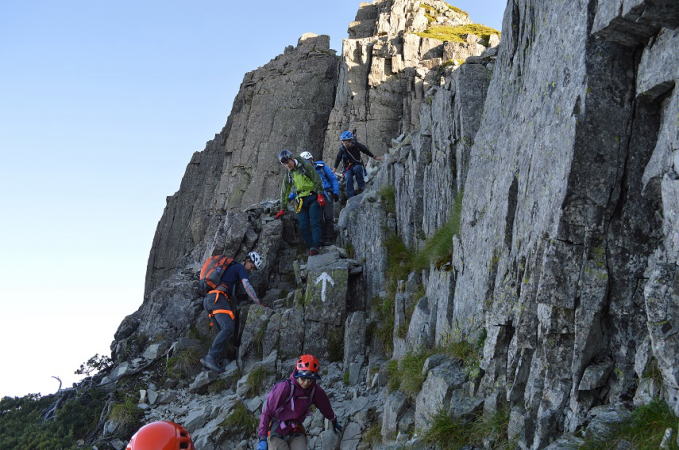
[314,160,340,195]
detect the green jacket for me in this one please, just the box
[280,158,324,208]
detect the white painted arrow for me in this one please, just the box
[315,272,335,303]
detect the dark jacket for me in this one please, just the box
[333,141,375,170]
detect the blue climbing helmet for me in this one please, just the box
[339,130,354,141]
[278,149,293,163]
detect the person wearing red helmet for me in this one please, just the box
[257,354,342,450]
[126,421,195,450]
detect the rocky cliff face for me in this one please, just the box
[321,0,498,160]
[144,34,338,297]
[79,1,679,449]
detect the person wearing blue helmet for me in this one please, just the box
[333,130,381,198]
[300,151,339,245]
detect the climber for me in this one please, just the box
[200,251,264,373]
[257,354,343,450]
[333,130,381,198]
[126,420,195,450]
[275,149,326,256]
[300,151,339,246]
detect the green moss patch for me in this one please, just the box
[416,24,500,44]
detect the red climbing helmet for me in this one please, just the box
[126,421,195,450]
[295,354,321,379]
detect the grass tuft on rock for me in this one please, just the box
[166,348,202,379]
[423,407,512,449]
[582,399,679,450]
[379,185,396,213]
[440,328,486,380]
[413,190,463,270]
[444,2,468,16]
[109,397,143,426]
[364,422,383,446]
[370,296,395,354]
[246,366,269,396]
[221,401,258,435]
[387,352,432,398]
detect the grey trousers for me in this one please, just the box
[269,434,307,450]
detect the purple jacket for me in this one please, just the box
[257,374,336,439]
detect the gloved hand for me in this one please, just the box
[257,438,268,450]
[332,193,339,202]
[332,418,343,434]
[288,192,297,200]
[316,193,327,207]
[274,209,285,219]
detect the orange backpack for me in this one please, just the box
[199,255,235,293]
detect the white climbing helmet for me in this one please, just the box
[300,151,313,161]
[247,251,264,270]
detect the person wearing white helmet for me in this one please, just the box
[199,251,265,373]
[299,151,340,245]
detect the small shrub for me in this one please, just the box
[343,371,351,385]
[74,353,112,376]
[221,401,258,435]
[109,397,143,426]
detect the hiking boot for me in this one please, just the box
[309,248,320,256]
[200,355,224,373]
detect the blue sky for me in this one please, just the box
[0,0,505,397]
